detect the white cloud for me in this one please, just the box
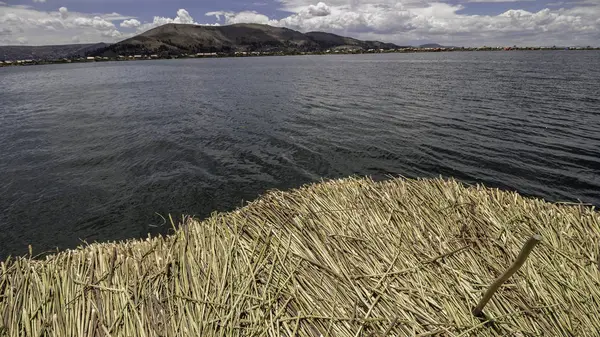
[73,16,116,30]
[135,8,200,33]
[32,0,46,3]
[120,18,140,28]
[59,7,68,20]
[174,9,194,24]
[0,6,219,45]
[102,13,137,21]
[101,29,122,38]
[307,2,331,17]
[205,10,277,25]
[133,8,221,33]
[152,8,196,26]
[205,3,332,27]
[0,4,135,45]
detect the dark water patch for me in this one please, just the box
[1,51,600,257]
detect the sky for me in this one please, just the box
[0,0,598,46]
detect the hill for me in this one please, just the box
[306,31,405,50]
[0,43,109,61]
[93,23,400,56]
[419,43,458,49]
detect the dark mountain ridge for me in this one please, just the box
[305,31,403,50]
[0,43,109,61]
[419,43,459,49]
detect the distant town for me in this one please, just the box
[1,45,599,67]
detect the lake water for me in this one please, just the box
[1,51,599,257]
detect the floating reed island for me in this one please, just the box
[1,177,600,336]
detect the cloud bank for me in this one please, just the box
[0,6,217,45]
[0,1,599,46]
[206,0,600,46]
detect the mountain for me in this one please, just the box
[419,43,457,49]
[92,23,401,57]
[0,43,109,61]
[305,31,405,50]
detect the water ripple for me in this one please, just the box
[1,51,599,257]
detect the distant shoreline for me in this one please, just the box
[2,47,599,67]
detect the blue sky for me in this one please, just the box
[1,0,599,46]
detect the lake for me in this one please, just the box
[1,51,599,257]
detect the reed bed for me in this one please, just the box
[1,177,599,336]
